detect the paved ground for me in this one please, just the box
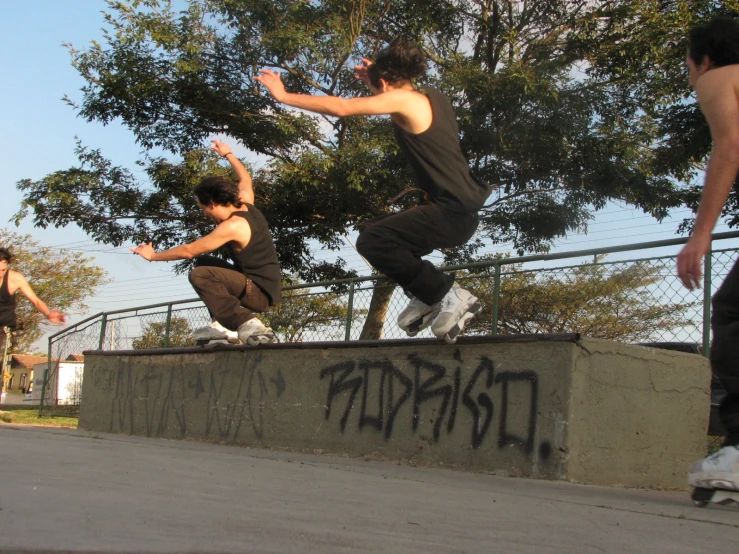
[0,425,736,553]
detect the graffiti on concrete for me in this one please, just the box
[88,346,552,462]
[95,352,275,442]
[320,350,551,457]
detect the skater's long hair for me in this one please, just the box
[368,39,427,88]
[194,177,242,208]
[0,248,12,263]
[689,15,739,67]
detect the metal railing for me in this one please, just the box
[39,231,739,413]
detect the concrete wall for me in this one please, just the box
[79,335,710,489]
[566,340,709,488]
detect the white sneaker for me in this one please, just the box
[430,284,480,344]
[192,321,240,343]
[688,446,739,490]
[237,318,276,346]
[397,295,439,337]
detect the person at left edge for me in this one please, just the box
[0,247,67,329]
[0,246,66,393]
[129,141,282,345]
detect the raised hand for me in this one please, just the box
[254,69,287,102]
[353,58,373,86]
[210,140,233,157]
[129,242,155,261]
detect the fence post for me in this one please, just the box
[344,280,355,341]
[163,304,173,348]
[98,313,108,351]
[39,336,53,416]
[702,245,713,357]
[492,263,501,335]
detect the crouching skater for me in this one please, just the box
[130,141,281,345]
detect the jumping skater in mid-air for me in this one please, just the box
[675,15,739,505]
[255,40,490,343]
[130,140,281,345]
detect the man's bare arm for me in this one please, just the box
[210,140,255,205]
[14,272,66,324]
[254,69,417,118]
[676,71,739,289]
[692,75,739,237]
[130,217,251,261]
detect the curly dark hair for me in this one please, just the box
[368,39,427,88]
[689,15,739,68]
[0,248,12,263]
[194,176,242,207]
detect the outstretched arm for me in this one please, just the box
[254,68,413,118]
[14,273,66,325]
[210,140,254,205]
[130,217,251,262]
[677,72,739,290]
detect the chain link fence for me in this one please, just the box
[39,233,739,414]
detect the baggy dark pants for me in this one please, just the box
[355,203,479,306]
[711,255,739,447]
[188,256,270,332]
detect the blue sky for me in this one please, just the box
[0,1,197,349]
[1,1,736,351]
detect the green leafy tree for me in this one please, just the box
[464,258,696,342]
[562,0,739,233]
[14,0,739,334]
[0,230,109,353]
[132,316,195,349]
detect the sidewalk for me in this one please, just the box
[0,425,735,553]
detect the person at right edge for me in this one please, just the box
[255,40,491,343]
[676,15,739,492]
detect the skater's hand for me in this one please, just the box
[130,242,155,261]
[677,233,712,290]
[353,58,373,87]
[254,69,287,102]
[210,140,232,157]
[47,308,67,325]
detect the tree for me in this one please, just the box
[356,277,395,340]
[561,0,739,234]
[0,229,109,352]
[265,285,366,342]
[14,0,738,335]
[463,257,696,342]
[132,316,195,349]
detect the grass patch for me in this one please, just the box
[0,407,78,428]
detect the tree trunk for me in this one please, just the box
[359,278,396,340]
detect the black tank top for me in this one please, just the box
[393,87,491,214]
[229,205,282,306]
[0,270,17,328]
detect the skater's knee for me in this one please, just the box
[356,226,387,260]
[188,266,211,286]
[355,230,373,258]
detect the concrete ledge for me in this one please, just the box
[79,335,710,489]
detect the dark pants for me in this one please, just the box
[355,203,479,305]
[711,256,739,447]
[188,256,270,331]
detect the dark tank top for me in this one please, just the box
[229,205,282,306]
[0,271,17,327]
[393,87,491,214]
